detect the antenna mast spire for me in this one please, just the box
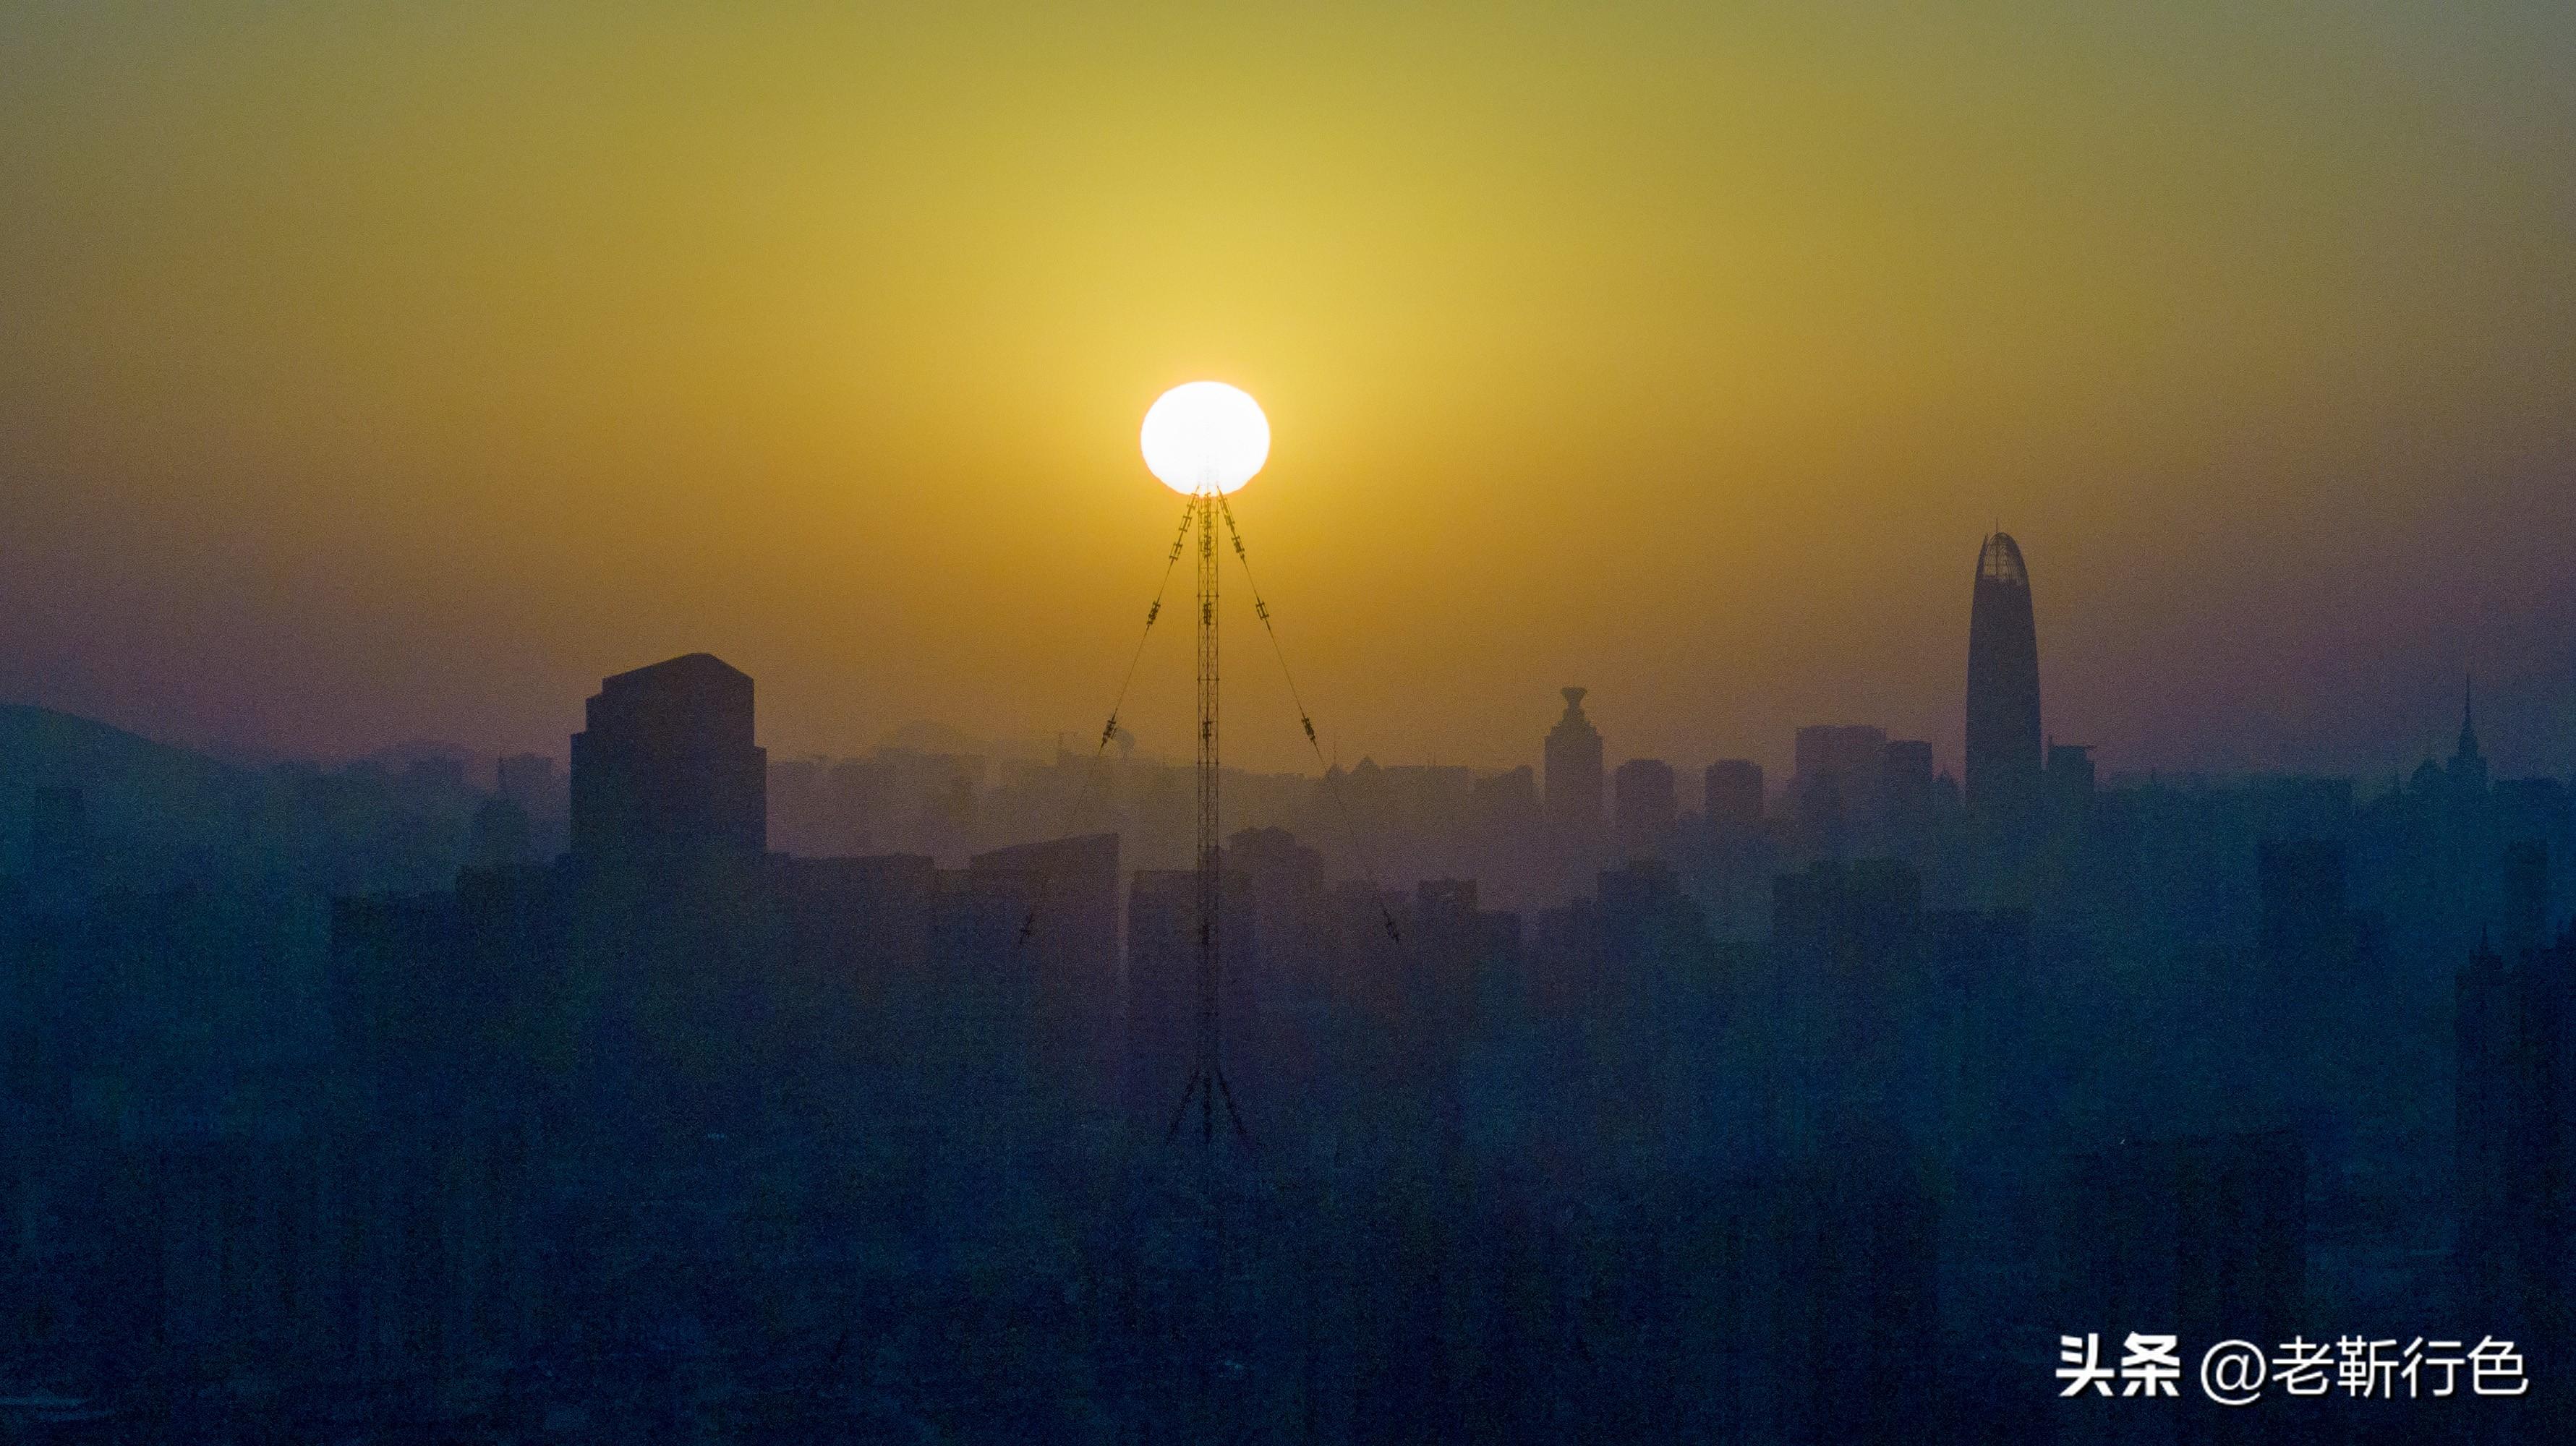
[1193,484,1225,1159]
[1166,482,1253,1158]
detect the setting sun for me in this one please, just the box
[1140,381,1270,496]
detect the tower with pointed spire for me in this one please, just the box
[1964,532,2043,831]
[2452,673,2488,800]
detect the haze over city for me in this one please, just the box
[17,6,2576,1442]
[5,2,2575,779]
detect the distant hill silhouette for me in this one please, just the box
[0,704,251,841]
[0,704,476,894]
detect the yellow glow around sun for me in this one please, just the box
[1140,382,1269,495]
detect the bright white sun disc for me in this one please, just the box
[1140,381,1269,495]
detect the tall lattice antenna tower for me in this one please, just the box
[1031,382,1398,1432]
[1133,382,1268,1171]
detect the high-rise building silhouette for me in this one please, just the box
[1472,765,1537,816]
[1544,687,1605,843]
[2505,839,2550,956]
[1124,866,1253,1119]
[1880,740,1932,797]
[2061,1130,2306,1403]
[1227,825,1331,1115]
[1880,740,1935,848]
[495,752,558,810]
[969,833,1121,1108]
[1794,724,1885,853]
[1613,758,1676,860]
[1964,532,2042,826]
[2044,740,2094,825]
[568,652,767,865]
[2457,912,2576,1359]
[401,755,467,792]
[471,797,531,869]
[1773,857,1924,977]
[1794,725,1889,792]
[1470,766,1539,843]
[1403,878,1485,1134]
[1703,759,1764,830]
[2257,839,2352,967]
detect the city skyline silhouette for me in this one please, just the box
[7,518,2569,796]
[4,530,2561,1436]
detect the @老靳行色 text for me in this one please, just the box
[2056,1332,2529,1405]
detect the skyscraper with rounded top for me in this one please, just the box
[1965,533,2042,825]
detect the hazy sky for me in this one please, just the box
[4,2,2572,784]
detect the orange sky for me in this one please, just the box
[4,3,2573,783]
